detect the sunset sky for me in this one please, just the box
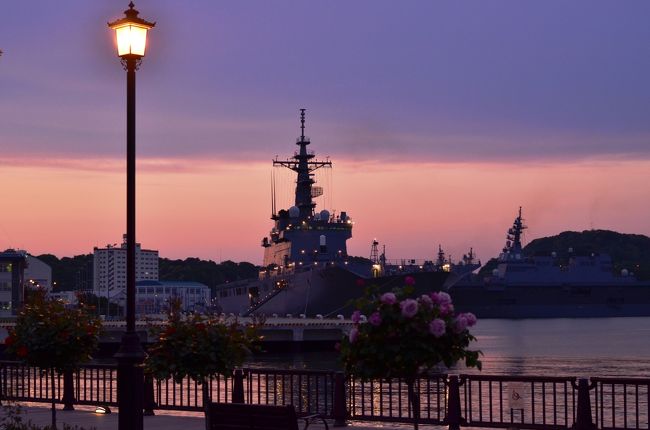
[2,1,650,264]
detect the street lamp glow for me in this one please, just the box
[108,2,155,58]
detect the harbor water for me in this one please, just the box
[248,317,650,377]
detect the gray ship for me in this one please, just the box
[449,208,650,318]
[215,110,465,317]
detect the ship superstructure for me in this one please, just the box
[261,109,352,268]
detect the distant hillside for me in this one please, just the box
[479,230,650,280]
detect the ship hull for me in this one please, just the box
[449,282,650,318]
[216,266,450,318]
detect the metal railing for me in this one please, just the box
[1,363,64,403]
[460,374,579,429]
[75,364,117,407]
[0,360,649,430]
[245,368,335,417]
[347,375,447,425]
[592,377,650,430]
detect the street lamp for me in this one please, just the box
[108,3,154,430]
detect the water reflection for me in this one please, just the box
[247,318,650,377]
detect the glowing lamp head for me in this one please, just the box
[108,2,155,58]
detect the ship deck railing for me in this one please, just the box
[0,360,647,430]
[383,259,439,267]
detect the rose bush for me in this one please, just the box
[4,291,102,372]
[145,300,262,430]
[4,291,102,429]
[145,300,262,384]
[339,281,481,429]
[340,285,481,380]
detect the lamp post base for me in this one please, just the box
[115,331,146,430]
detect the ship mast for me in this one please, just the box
[273,109,332,220]
[436,244,446,267]
[370,239,380,263]
[502,206,527,260]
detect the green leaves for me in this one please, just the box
[144,300,261,383]
[5,291,102,372]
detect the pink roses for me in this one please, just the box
[429,318,446,337]
[400,299,419,318]
[380,292,397,305]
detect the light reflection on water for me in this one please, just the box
[246,317,650,377]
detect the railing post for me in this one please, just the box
[143,374,156,416]
[232,369,245,404]
[62,370,75,411]
[445,375,462,430]
[0,363,4,405]
[572,378,596,430]
[332,371,347,427]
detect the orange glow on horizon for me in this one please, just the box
[2,157,650,265]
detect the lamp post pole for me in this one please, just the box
[126,55,137,336]
[108,4,155,430]
[114,53,145,430]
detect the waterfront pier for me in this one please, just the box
[0,317,355,346]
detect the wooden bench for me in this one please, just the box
[207,402,329,430]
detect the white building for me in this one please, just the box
[93,235,158,308]
[136,280,210,315]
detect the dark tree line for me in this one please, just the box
[158,258,258,291]
[36,253,93,291]
[35,254,259,292]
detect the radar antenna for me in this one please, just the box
[273,109,332,220]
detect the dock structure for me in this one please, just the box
[0,317,355,344]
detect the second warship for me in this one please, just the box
[449,208,650,318]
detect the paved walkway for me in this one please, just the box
[2,404,437,430]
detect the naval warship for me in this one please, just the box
[449,208,650,318]
[215,110,475,317]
